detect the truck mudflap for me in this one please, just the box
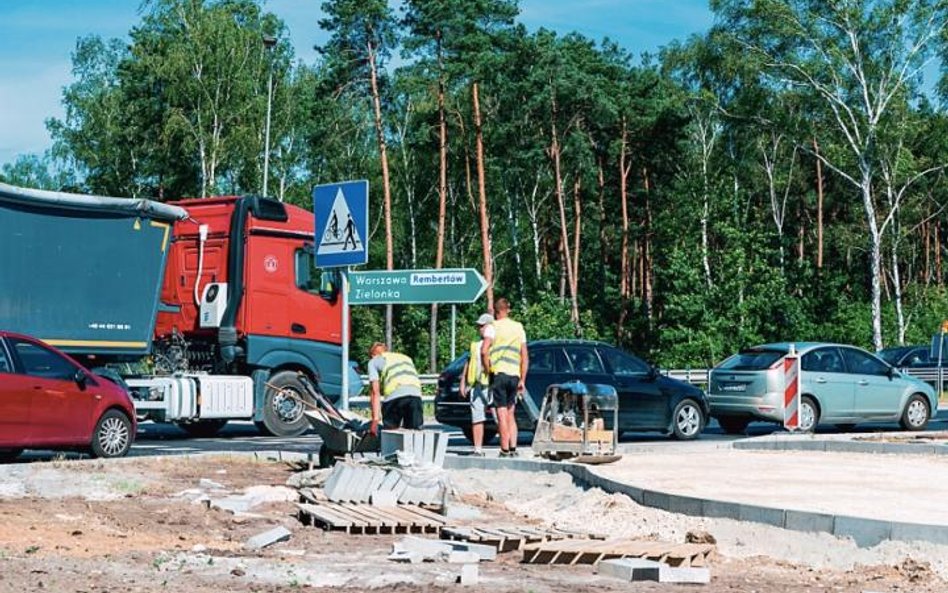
[128,374,253,421]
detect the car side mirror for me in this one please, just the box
[887,366,898,380]
[74,369,88,388]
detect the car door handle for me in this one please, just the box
[858,380,869,386]
[815,377,827,384]
[291,323,306,334]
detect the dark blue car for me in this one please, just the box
[434,339,710,444]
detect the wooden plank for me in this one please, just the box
[297,503,354,529]
[521,537,715,566]
[397,505,449,525]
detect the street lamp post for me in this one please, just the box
[262,34,277,199]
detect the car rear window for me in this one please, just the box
[717,350,784,371]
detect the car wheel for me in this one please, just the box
[672,399,704,440]
[717,416,750,435]
[798,396,819,433]
[257,371,312,437]
[461,426,497,446]
[0,449,23,463]
[90,410,133,458]
[900,394,930,431]
[179,420,228,438]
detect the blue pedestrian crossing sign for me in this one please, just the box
[313,180,369,267]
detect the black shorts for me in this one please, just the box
[491,373,520,408]
[382,396,424,430]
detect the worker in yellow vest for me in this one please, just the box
[367,342,423,435]
[459,313,494,456]
[482,298,528,457]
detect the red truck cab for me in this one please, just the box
[155,196,350,435]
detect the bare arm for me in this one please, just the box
[370,380,382,423]
[459,361,469,398]
[481,338,493,379]
[518,343,529,389]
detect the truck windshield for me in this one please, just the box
[717,349,784,371]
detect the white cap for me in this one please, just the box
[476,313,494,326]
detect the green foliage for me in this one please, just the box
[7,0,948,371]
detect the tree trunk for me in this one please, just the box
[429,35,449,372]
[549,90,579,330]
[938,221,943,288]
[597,155,607,286]
[367,40,394,348]
[861,179,884,351]
[472,82,494,312]
[642,167,654,322]
[814,138,824,270]
[617,119,632,339]
[571,173,582,302]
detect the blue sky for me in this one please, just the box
[0,0,713,166]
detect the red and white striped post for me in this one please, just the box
[783,344,801,431]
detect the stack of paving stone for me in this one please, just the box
[380,429,449,467]
[322,429,450,506]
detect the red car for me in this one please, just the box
[0,331,136,461]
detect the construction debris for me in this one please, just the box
[442,525,599,553]
[297,501,449,535]
[597,558,662,581]
[457,564,479,586]
[381,429,449,467]
[391,536,496,562]
[597,557,711,584]
[321,460,448,506]
[522,537,715,567]
[245,526,293,550]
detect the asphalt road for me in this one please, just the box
[12,407,948,463]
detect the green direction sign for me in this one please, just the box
[348,268,487,305]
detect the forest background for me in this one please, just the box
[4,0,948,372]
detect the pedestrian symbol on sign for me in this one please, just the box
[318,188,364,255]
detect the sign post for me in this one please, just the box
[348,268,487,305]
[313,180,369,411]
[783,344,801,431]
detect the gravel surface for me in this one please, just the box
[450,467,948,579]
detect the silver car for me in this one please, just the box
[709,342,937,433]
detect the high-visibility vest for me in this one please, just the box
[466,340,489,386]
[380,352,422,399]
[490,318,524,377]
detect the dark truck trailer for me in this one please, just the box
[0,183,356,438]
[0,182,187,355]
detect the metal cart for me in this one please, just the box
[531,381,621,464]
[280,373,380,467]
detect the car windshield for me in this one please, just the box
[443,353,469,375]
[717,349,784,371]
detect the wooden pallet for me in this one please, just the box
[442,525,600,552]
[522,537,715,567]
[297,501,450,535]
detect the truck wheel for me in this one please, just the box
[257,371,313,437]
[180,420,228,438]
[90,410,133,458]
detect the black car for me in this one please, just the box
[434,339,710,444]
[878,345,943,368]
